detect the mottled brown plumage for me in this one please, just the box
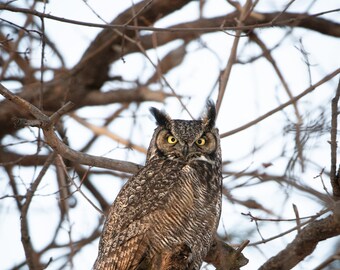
[93,101,222,270]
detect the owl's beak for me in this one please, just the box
[182,143,189,157]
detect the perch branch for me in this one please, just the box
[204,236,249,270]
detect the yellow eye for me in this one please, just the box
[167,135,178,144]
[196,137,206,146]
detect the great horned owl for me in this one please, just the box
[93,101,222,270]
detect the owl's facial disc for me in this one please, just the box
[156,128,217,162]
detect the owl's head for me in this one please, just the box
[146,101,221,165]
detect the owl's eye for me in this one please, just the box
[196,137,206,146]
[167,135,178,144]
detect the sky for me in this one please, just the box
[1,0,340,269]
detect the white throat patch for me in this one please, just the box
[191,156,215,165]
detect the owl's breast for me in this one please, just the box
[148,161,221,263]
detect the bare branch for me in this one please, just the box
[330,78,340,197]
[259,215,340,270]
[313,247,340,270]
[249,32,304,170]
[1,1,340,269]
[204,236,249,270]
[216,0,254,114]
[57,155,103,215]
[21,152,57,270]
[1,4,339,36]
[221,68,340,138]
[292,204,301,234]
[0,83,141,173]
[82,87,168,106]
[70,113,147,154]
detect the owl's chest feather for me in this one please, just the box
[145,161,221,265]
[159,161,220,229]
[158,159,220,207]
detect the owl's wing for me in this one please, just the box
[94,221,150,270]
[94,160,177,270]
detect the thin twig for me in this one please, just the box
[292,204,301,233]
[313,248,340,270]
[79,105,128,153]
[70,113,147,153]
[236,239,250,255]
[330,77,340,197]
[0,83,142,173]
[0,4,37,82]
[270,0,296,23]
[314,168,334,199]
[250,32,304,171]
[57,155,103,215]
[1,4,339,34]
[0,83,49,122]
[21,152,57,269]
[50,101,74,124]
[221,68,340,138]
[216,0,253,115]
[241,208,330,223]
[127,13,194,119]
[124,0,153,26]
[243,207,330,246]
[258,214,340,270]
[39,1,47,110]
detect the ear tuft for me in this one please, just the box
[202,100,216,129]
[150,107,171,127]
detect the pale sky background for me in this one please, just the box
[1,0,340,269]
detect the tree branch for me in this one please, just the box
[1,4,339,37]
[221,68,340,138]
[0,150,49,166]
[21,152,57,270]
[1,4,339,140]
[0,83,142,173]
[330,78,340,197]
[204,236,249,270]
[0,82,249,269]
[259,214,340,270]
[216,0,254,115]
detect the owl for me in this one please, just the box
[93,101,222,270]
